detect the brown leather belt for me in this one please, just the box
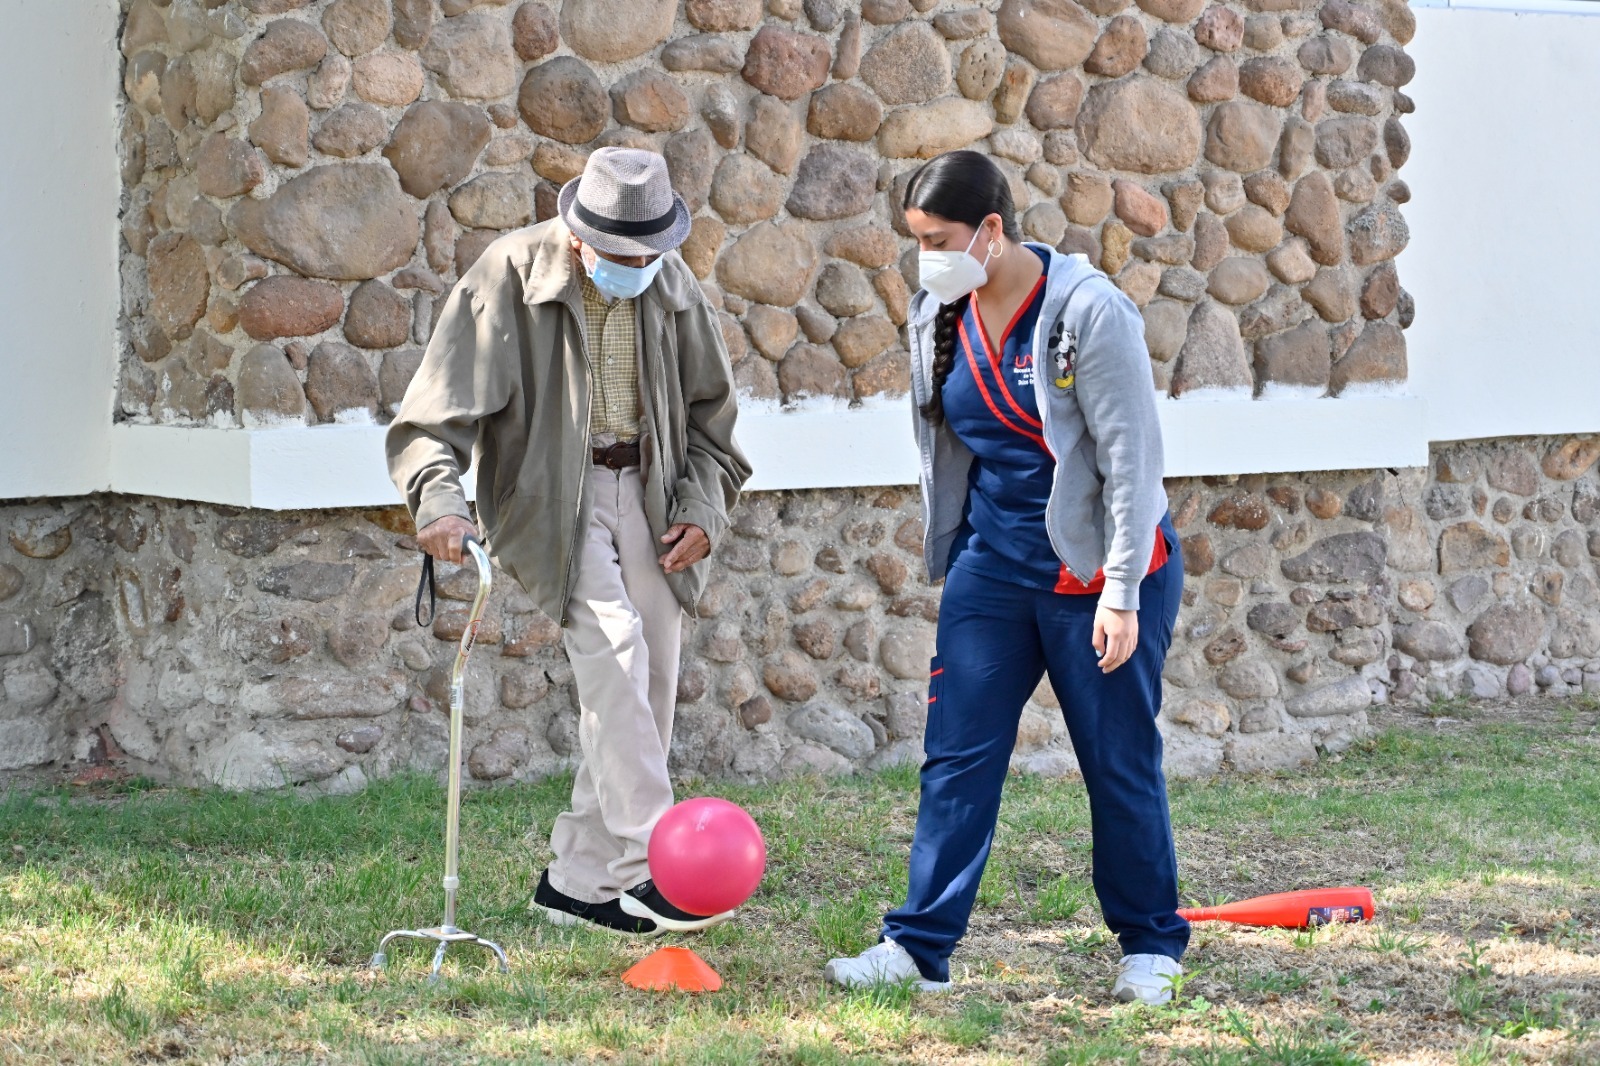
[592,440,641,470]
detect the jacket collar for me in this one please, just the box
[908,243,1099,328]
[518,218,700,315]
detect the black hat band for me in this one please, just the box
[573,198,678,239]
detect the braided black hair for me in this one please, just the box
[904,151,1023,426]
[924,297,967,426]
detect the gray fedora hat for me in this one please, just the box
[558,147,691,258]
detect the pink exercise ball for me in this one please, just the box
[648,798,766,917]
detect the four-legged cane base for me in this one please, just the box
[372,543,509,984]
[370,926,510,983]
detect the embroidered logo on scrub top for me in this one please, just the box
[1012,351,1035,388]
[1048,322,1077,392]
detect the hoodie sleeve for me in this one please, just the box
[385,281,514,533]
[1071,282,1166,613]
[670,291,752,545]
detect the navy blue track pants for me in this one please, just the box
[881,532,1188,982]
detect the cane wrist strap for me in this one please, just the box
[415,554,436,628]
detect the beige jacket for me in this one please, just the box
[386,219,751,624]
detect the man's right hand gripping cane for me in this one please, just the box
[418,515,479,565]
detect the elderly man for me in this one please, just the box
[388,148,751,935]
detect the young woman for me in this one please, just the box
[824,151,1187,1004]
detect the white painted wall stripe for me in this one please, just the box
[108,394,1428,510]
[1412,0,1600,17]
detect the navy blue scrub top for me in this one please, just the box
[942,247,1063,592]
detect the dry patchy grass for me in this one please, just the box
[3,699,1599,1064]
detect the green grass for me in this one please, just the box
[3,702,1600,1063]
[1184,1014,1368,1066]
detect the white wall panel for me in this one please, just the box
[0,0,120,497]
[1403,7,1600,444]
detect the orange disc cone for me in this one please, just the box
[621,946,723,993]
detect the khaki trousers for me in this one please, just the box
[547,464,682,904]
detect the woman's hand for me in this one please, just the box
[1093,606,1139,674]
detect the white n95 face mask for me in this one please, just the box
[918,227,994,306]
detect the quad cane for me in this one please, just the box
[370,536,510,981]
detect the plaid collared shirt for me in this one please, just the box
[579,271,641,442]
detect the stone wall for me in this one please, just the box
[3,435,1597,789]
[118,0,1416,422]
[33,0,1573,793]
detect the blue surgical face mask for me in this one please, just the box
[583,246,663,300]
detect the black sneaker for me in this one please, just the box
[529,869,657,935]
[619,879,734,933]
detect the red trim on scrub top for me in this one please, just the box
[970,277,1047,432]
[956,317,1048,451]
[1053,533,1170,595]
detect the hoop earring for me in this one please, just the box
[988,239,1004,259]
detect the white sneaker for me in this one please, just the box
[824,939,951,993]
[1113,953,1183,1005]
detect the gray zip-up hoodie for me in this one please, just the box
[908,245,1167,612]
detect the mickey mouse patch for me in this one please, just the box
[1048,322,1077,392]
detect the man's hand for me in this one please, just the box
[659,523,709,574]
[417,515,478,564]
[1092,606,1139,674]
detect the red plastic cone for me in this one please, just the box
[621,946,723,993]
[1178,886,1375,929]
